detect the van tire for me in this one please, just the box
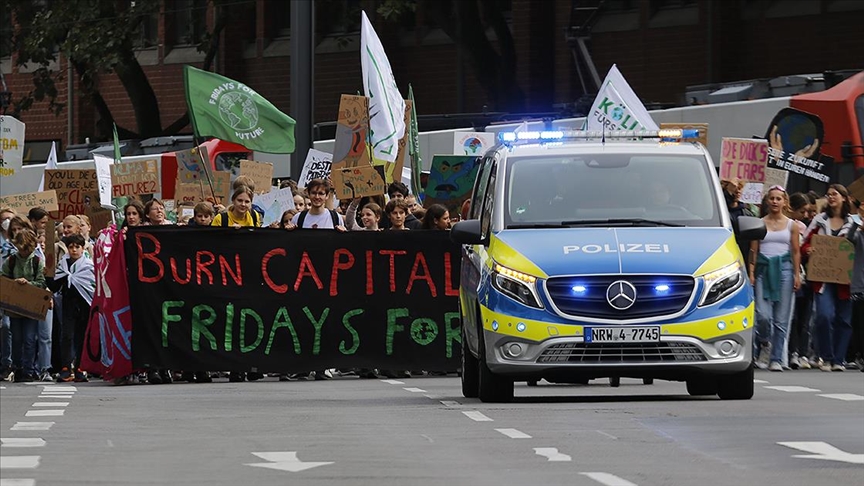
[478,331,514,403]
[717,366,754,400]
[686,378,718,396]
[461,325,479,398]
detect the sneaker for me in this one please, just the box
[754,361,768,370]
[820,362,833,372]
[39,372,53,382]
[146,370,162,384]
[74,370,89,383]
[768,361,783,372]
[313,369,331,381]
[158,370,173,384]
[789,354,800,370]
[0,369,13,381]
[810,357,822,367]
[57,367,74,383]
[831,364,845,372]
[798,359,811,370]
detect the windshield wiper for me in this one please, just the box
[560,218,684,227]
[506,223,569,229]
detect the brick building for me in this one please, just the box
[1,0,861,163]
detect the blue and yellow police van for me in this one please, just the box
[451,129,766,402]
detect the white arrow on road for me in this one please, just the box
[777,442,864,464]
[245,452,334,472]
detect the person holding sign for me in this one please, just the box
[211,185,262,229]
[801,184,856,372]
[749,186,801,372]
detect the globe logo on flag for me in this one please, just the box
[218,91,259,131]
[612,105,625,122]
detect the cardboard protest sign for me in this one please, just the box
[86,206,114,234]
[175,146,211,183]
[298,149,333,188]
[453,131,496,157]
[332,95,371,169]
[44,224,56,278]
[239,159,274,194]
[0,115,26,177]
[0,276,53,321]
[388,99,413,184]
[174,181,206,205]
[93,155,114,208]
[44,169,99,219]
[739,168,790,205]
[254,186,295,226]
[0,190,59,214]
[174,171,230,205]
[764,107,831,184]
[806,234,855,285]
[720,138,768,183]
[422,155,481,214]
[660,122,709,147]
[111,159,160,197]
[848,176,864,203]
[332,165,386,200]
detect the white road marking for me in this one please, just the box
[533,448,571,462]
[39,391,74,395]
[496,428,532,439]
[41,386,76,392]
[11,423,53,431]
[420,434,434,443]
[778,441,864,464]
[440,400,461,407]
[403,387,427,393]
[32,402,69,407]
[1,439,46,448]
[37,396,71,399]
[0,479,37,486]
[0,386,5,389]
[25,410,64,417]
[595,430,618,440]
[245,452,333,472]
[818,393,864,401]
[0,456,41,469]
[753,379,770,384]
[580,472,639,486]
[462,411,493,422]
[763,386,821,393]
[380,379,404,385]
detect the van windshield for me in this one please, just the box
[503,154,723,228]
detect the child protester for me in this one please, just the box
[0,229,47,382]
[50,233,95,383]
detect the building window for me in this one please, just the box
[132,4,160,48]
[173,0,208,46]
[0,9,12,58]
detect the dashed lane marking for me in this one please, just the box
[818,393,864,401]
[496,428,532,439]
[440,400,461,407]
[462,411,493,422]
[579,472,639,486]
[403,387,427,393]
[1,439,46,448]
[0,479,37,486]
[533,448,571,462]
[32,403,68,407]
[0,456,41,469]
[11,423,53,431]
[753,379,770,384]
[24,410,64,417]
[380,380,404,385]
[763,386,821,393]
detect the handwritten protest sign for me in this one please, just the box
[720,138,768,183]
[0,115,26,177]
[0,190,58,214]
[848,176,864,203]
[332,165,386,199]
[299,149,333,188]
[423,155,481,214]
[254,186,295,226]
[176,146,211,183]
[739,168,789,205]
[45,169,99,219]
[661,122,709,148]
[0,276,53,320]
[332,95,371,169]
[388,99,413,184]
[174,171,230,205]
[111,159,160,197]
[239,159,273,194]
[807,234,855,285]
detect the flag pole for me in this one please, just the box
[192,134,218,204]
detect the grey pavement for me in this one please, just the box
[1,369,862,486]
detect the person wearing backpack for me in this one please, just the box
[0,229,47,382]
[211,185,262,228]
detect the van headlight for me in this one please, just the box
[699,262,744,306]
[491,263,543,309]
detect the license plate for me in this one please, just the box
[584,326,660,343]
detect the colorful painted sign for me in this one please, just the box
[422,155,480,214]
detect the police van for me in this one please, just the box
[451,129,766,402]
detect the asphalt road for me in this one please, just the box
[1,370,862,486]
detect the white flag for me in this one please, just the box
[361,10,405,163]
[38,141,59,191]
[585,64,658,132]
[93,154,114,209]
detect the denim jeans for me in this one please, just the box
[754,261,795,364]
[37,310,53,374]
[0,314,11,371]
[814,283,853,365]
[10,316,39,377]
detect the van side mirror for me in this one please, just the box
[733,216,767,241]
[450,219,486,245]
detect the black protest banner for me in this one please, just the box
[127,227,462,372]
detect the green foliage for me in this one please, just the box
[376,0,417,20]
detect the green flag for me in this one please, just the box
[113,123,122,163]
[183,65,296,154]
[408,84,423,197]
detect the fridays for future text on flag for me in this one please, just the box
[183,65,296,154]
[585,64,658,132]
[361,11,406,163]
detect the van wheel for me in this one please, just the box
[478,332,514,403]
[461,326,479,399]
[686,378,718,396]
[609,376,620,387]
[717,366,754,400]
[643,378,654,385]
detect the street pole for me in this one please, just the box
[290,0,314,182]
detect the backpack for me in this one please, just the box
[296,209,340,229]
[218,210,259,227]
[7,253,40,280]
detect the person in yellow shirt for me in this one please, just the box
[211,185,261,228]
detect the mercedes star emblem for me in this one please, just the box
[606,280,637,310]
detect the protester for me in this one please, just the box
[123,201,145,228]
[846,198,864,372]
[191,202,214,227]
[1,229,46,382]
[0,208,17,381]
[801,184,856,371]
[144,199,171,225]
[421,204,450,230]
[787,192,814,369]
[386,182,422,229]
[385,199,411,231]
[749,186,801,372]
[50,233,95,383]
[722,178,756,276]
[212,185,261,228]
[345,198,382,231]
[27,207,50,232]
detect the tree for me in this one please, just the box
[4,0,236,141]
[378,0,525,112]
